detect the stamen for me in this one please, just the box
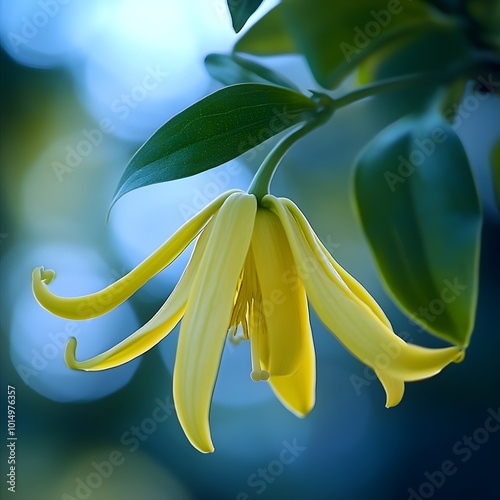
[227,247,270,381]
[249,322,269,382]
[227,325,245,345]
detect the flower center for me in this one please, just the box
[227,250,269,382]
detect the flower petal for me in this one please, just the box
[65,219,215,371]
[283,198,392,329]
[374,369,405,408]
[173,192,257,453]
[283,199,406,406]
[251,209,309,376]
[32,190,238,320]
[265,195,464,384]
[268,325,316,417]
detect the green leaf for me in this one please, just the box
[112,84,317,206]
[234,4,296,55]
[439,77,468,124]
[359,23,470,85]
[228,0,265,32]
[354,111,482,347]
[466,0,500,50]
[357,24,471,121]
[205,53,299,90]
[492,138,500,211]
[236,0,437,88]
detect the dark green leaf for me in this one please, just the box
[112,84,317,206]
[492,138,500,211]
[234,4,296,55]
[354,111,482,347]
[236,0,437,88]
[439,77,468,124]
[358,24,470,120]
[359,24,470,85]
[205,53,299,90]
[466,0,500,50]
[228,0,265,32]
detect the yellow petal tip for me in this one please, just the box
[33,266,56,285]
[454,349,466,364]
[64,337,79,370]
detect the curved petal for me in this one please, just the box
[65,219,215,371]
[283,198,392,329]
[251,209,310,376]
[33,190,238,320]
[283,199,406,406]
[264,195,464,384]
[173,192,257,453]
[374,369,405,408]
[268,325,316,418]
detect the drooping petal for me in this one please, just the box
[374,368,405,408]
[32,190,238,320]
[64,219,215,371]
[173,192,257,453]
[265,195,464,384]
[251,209,310,377]
[268,324,316,418]
[283,198,405,405]
[283,198,392,328]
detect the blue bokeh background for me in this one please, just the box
[1,1,499,499]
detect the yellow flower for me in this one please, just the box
[32,190,463,453]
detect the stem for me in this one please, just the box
[248,115,329,200]
[333,52,500,110]
[247,51,500,200]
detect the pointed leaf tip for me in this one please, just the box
[228,0,265,32]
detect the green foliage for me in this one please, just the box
[227,0,265,33]
[234,4,296,55]
[112,84,317,206]
[466,0,500,50]
[439,78,468,124]
[111,0,500,345]
[236,0,438,88]
[205,53,298,90]
[492,139,500,211]
[359,23,470,84]
[358,22,471,117]
[354,111,482,347]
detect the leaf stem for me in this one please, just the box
[333,52,500,110]
[248,51,500,200]
[248,98,333,200]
